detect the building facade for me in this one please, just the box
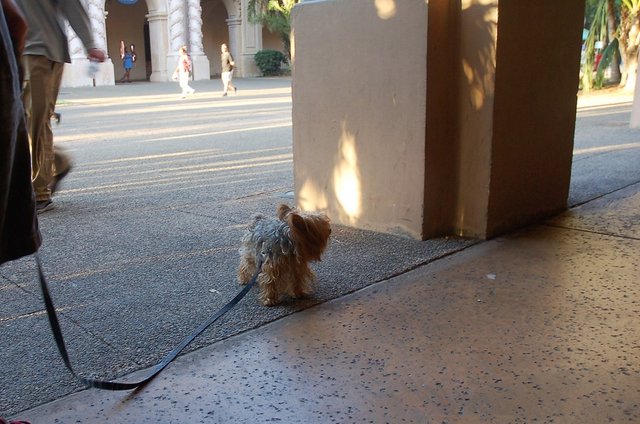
[62,0,282,87]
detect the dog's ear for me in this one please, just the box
[277,204,292,220]
[289,213,307,234]
[288,213,330,261]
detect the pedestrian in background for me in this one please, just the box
[14,0,106,213]
[173,45,194,98]
[119,44,134,83]
[220,43,236,96]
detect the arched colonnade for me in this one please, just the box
[61,0,281,87]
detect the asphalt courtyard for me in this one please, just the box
[1,78,639,420]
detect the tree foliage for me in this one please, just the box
[254,50,287,76]
[582,0,640,91]
[247,0,299,59]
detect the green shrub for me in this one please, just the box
[254,50,286,76]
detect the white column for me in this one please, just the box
[167,0,188,72]
[61,0,114,87]
[147,10,170,82]
[86,0,114,85]
[187,0,210,80]
[86,0,107,51]
[66,20,84,60]
[187,0,203,54]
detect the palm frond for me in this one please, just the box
[582,0,609,91]
[596,37,620,87]
[246,0,299,59]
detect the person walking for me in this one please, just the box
[220,43,236,96]
[119,45,134,83]
[174,45,194,98]
[14,0,106,213]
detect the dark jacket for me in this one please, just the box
[0,5,41,264]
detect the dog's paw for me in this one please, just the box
[261,297,277,307]
[293,289,313,299]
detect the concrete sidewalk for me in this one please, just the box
[2,81,640,422]
[17,184,640,423]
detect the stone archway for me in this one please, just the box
[201,0,262,77]
[202,0,230,77]
[62,0,265,86]
[104,0,213,82]
[104,0,150,82]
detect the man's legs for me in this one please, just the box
[48,60,71,191]
[22,55,65,204]
[51,145,71,195]
[221,71,230,95]
[228,70,236,93]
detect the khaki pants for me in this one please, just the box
[22,55,70,201]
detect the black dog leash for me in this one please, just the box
[35,253,264,391]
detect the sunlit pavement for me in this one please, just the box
[2,80,639,422]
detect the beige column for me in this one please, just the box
[292,0,429,239]
[238,0,262,77]
[226,17,242,73]
[292,0,585,240]
[147,10,170,82]
[448,0,583,238]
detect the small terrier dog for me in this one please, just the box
[238,204,331,306]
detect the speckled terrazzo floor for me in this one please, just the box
[14,185,639,423]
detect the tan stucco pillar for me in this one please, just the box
[292,0,584,240]
[425,0,584,238]
[292,0,429,239]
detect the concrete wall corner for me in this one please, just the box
[292,0,429,239]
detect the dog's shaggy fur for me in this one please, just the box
[238,204,331,306]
